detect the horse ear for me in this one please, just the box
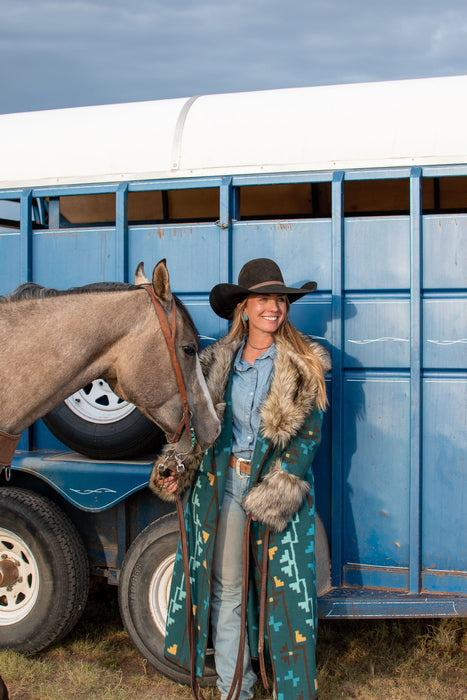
[152,259,173,303]
[134,262,151,285]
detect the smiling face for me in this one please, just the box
[244,292,288,339]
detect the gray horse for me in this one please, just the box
[0,259,220,452]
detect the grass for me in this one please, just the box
[316,617,467,699]
[1,582,466,699]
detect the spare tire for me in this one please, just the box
[43,379,164,459]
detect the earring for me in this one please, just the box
[242,312,249,322]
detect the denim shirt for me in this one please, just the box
[230,339,276,460]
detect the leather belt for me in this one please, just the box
[228,454,251,476]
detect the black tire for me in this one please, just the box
[0,487,89,653]
[43,379,164,459]
[118,513,217,686]
[0,673,8,700]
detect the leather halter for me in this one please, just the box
[142,285,193,446]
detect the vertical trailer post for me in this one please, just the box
[218,177,233,336]
[409,167,423,594]
[331,171,344,587]
[19,189,33,450]
[20,189,32,283]
[116,184,129,282]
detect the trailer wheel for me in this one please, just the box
[43,379,164,459]
[119,513,216,686]
[0,488,89,653]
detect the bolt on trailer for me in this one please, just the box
[0,75,466,682]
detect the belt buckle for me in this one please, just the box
[234,457,247,477]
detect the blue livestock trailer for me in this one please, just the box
[0,75,466,683]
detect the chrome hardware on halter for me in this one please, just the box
[157,451,186,479]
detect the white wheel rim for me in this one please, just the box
[64,379,135,424]
[0,528,40,625]
[148,553,175,635]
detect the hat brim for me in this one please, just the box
[209,280,317,320]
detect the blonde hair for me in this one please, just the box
[226,297,328,411]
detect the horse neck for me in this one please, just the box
[0,290,145,433]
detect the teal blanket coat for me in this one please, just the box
[150,334,331,700]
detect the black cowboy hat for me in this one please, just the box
[209,258,317,320]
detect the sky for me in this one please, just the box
[1,0,467,115]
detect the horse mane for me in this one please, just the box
[0,282,200,347]
[0,281,138,302]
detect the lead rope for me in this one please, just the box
[258,525,271,690]
[225,445,274,700]
[171,457,272,700]
[225,512,252,700]
[142,286,203,697]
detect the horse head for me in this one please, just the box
[109,260,220,452]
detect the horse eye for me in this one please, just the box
[182,345,196,357]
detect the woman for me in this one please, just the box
[150,258,331,700]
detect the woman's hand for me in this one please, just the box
[156,473,179,494]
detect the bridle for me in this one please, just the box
[142,285,195,448]
[144,284,209,699]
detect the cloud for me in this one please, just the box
[1,0,467,114]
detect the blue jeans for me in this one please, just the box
[211,466,257,699]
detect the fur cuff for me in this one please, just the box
[149,442,204,503]
[242,465,310,532]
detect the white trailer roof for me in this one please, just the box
[1,75,467,189]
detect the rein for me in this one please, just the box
[143,286,273,699]
[143,285,205,699]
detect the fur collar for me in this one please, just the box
[200,334,331,449]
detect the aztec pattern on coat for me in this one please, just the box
[150,333,331,700]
